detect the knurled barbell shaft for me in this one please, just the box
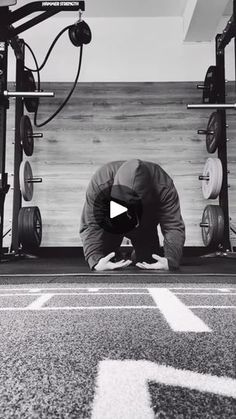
[199,175,210,181]
[4,90,54,98]
[197,129,214,135]
[27,178,42,183]
[188,103,236,109]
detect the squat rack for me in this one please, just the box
[188,0,236,254]
[0,1,85,261]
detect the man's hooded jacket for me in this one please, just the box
[80,159,185,270]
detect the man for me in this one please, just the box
[80,159,185,271]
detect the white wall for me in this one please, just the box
[8,16,235,82]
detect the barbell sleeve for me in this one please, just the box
[31,133,43,138]
[27,178,42,183]
[4,90,55,98]
[199,175,210,181]
[196,84,208,90]
[197,129,214,135]
[187,103,236,109]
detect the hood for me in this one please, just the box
[111,159,151,205]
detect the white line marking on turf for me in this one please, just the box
[0,304,235,312]
[0,287,150,292]
[0,306,157,311]
[0,291,235,297]
[148,288,211,332]
[189,305,236,309]
[91,360,236,419]
[26,294,53,310]
[29,288,42,293]
[0,287,235,292]
[170,287,236,290]
[175,292,236,295]
[0,292,149,297]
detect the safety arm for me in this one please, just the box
[9,1,85,24]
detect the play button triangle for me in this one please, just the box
[110,201,127,219]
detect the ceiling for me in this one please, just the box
[9,0,233,18]
[224,0,233,15]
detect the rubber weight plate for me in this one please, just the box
[202,66,219,104]
[20,115,34,156]
[18,206,42,250]
[22,69,39,113]
[201,158,223,199]
[200,205,224,247]
[206,111,222,153]
[19,160,33,201]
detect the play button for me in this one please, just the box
[93,185,143,234]
[110,201,127,219]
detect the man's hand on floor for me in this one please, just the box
[94,252,132,271]
[136,254,169,270]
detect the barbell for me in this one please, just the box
[188,103,236,109]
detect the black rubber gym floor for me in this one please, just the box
[0,254,236,283]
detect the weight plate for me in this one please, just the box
[206,111,222,153]
[19,160,34,201]
[201,158,223,199]
[201,205,224,247]
[20,115,34,156]
[203,66,218,104]
[18,206,42,250]
[22,69,39,113]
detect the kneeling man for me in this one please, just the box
[80,159,185,271]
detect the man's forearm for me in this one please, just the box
[87,253,104,270]
[163,233,185,270]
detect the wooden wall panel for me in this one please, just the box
[4,82,236,248]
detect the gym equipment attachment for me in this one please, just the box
[199,158,223,199]
[198,111,222,153]
[18,206,42,250]
[20,115,43,156]
[19,160,42,201]
[200,205,224,247]
[69,20,92,47]
[197,66,219,104]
